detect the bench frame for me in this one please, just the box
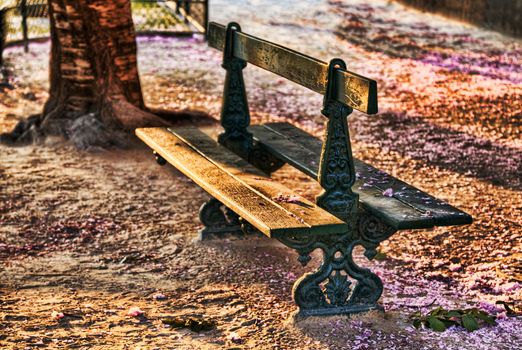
[143,21,470,317]
[198,22,397,316]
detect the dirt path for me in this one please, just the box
[1,0,521,349]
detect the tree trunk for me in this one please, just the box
[2,0,194,148]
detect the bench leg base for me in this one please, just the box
[295,304,383,318]
[277,211,396,317]
[198,198,243,240]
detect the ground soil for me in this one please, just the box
[1,0,521,349]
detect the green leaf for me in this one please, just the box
[462,314,479,331]
[475,312,496,325]
[427,316,447,332]
[446,310,462,318]
[429,307,445,316]
[441,319,457,328]
[412,319,422,328]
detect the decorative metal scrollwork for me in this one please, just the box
[276,208,396,316]
[277,230,384,316]
[357,209,397,259]
[316,59,359,223]
[273,59,398,316]
[198,198,243,240]
[325,270,351,306]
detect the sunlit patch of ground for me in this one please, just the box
[1,0,521,349]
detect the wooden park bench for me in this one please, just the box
[136,22,472,317]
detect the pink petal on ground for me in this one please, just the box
[382,188,394,197]
[127,306,144,317]
[449,263,462,272]
[153,293,167,301]
[286,272,297,280]
[51,311,65,320]
[478,301,504,314]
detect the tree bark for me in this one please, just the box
[2,0,196,148]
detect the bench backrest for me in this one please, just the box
[208,22,378,114]
[208,22,379,223]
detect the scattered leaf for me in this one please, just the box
[427,315,446,332]
[462,314,479,332]
[162,317,215,332]
[373,251,387,261]
[228,331,243,344]
[410,306,497,332]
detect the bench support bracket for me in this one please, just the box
[199,198,243,240]
[277,210,395,317]
[316,59,359,223]
[218,22,253,160]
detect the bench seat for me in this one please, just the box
[249,122,472,230]
[136,126,348,238]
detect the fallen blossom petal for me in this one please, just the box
[228,331,243,344]
[382,188,394,197]
[286,272,297,280]
[51,311,65,320]
[127,306,144,317]
[153,293,167,301]
[449,263,462,272]
[479,301,504,314]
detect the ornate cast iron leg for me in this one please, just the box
[218,22,253,160]
[198,198,243,240]
[357,210,397,261]
[274,60,397,316]
[316,58,358,224]
[276,210,396,317]
[217,23,284,175]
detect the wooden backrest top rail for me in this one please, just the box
[208,22,378,114]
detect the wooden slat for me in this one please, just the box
[136,127,347,237]
[208,22,378,114]
[249,123,473,230]
[169,126,348,235]
[136,128,304,236]
[353,161,473,227]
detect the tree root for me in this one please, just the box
[0,101,211,150]
[0,115,44,145]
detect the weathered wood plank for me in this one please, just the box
[136,127,347,237]
[169,126,348,235]
[136,127,306,236]
[208,22,378,114]
[353,161,473,227]
[250,124,429,229]
[249,123,473,229]
[250,123,321,179]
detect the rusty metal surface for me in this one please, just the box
[208,22,378,114]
